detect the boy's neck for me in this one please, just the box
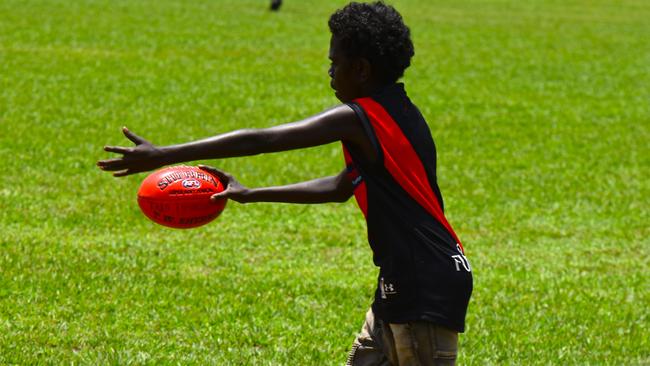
[361,79,395,98]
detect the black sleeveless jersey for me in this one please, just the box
[343,83,472,332]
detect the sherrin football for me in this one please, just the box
[137,166,227,229]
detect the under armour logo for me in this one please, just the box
[380,277,397,299]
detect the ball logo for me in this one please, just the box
[181,178,201,189]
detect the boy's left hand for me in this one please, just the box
[198,165,250,203]
[97,127,167,177]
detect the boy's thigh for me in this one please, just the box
[346,309,392,366]
[347,309,458,366]
[388,321,458,366]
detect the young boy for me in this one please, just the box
[98,2,472,365]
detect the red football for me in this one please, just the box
[137,166,227,229]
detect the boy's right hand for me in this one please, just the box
[198,165,250,204]
[97,127,167,177]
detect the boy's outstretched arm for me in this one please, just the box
[97,105,367,177]
[198,165,354,204]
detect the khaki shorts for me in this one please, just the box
[346,309,459,366]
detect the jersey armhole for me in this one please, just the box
[346,101,384,165]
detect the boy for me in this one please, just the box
[98,2,472,365]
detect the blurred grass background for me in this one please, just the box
[0,0,648,364]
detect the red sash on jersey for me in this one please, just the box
[347,97,464,253]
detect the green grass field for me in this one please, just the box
[1,0,649,364]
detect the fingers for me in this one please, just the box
[198,164,230,182]
[197,164,223,175]
[122,126,147,145]
[210,189,230,201]
[103,145,132,154]
[99,146,132,171]
[113,169,133,177]
[96,158,129,171]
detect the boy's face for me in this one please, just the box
[328,36,366,102]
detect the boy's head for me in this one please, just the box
[328,1,414,102]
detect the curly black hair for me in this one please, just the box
[328,1,414,84]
